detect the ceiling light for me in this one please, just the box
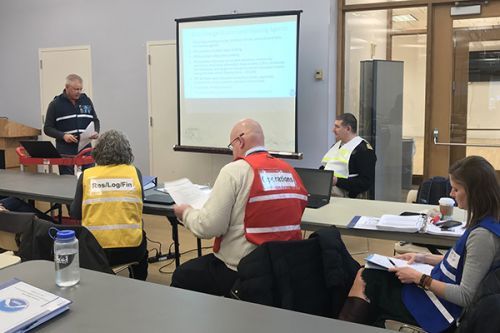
[392,14,417,22]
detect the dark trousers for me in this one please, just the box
[0,197,54,222]
[171,253,238,296]
[104,231,149,281]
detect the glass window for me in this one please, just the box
[346,0,414,5]
[452,17,500,169]
[344,7,427,183]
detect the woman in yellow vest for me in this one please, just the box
[70,129,148,280]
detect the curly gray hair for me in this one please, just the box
[92,130,134,165]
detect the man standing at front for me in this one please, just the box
[172,118,308,296]
[321,113,376,198]
[44,74,99,175]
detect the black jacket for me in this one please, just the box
[231,226,360,318]
[44,91,100,155]
[456,265,500,333]
[18,217,113,274]
[336,140,377,198]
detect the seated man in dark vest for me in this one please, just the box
[172,118,308,296]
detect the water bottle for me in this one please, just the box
[54,230,80,287]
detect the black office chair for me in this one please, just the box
[0,210,34,252]
[17,217,114,274]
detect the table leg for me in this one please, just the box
[197,238,202,257]
[166,215,181,267]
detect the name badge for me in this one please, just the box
[90,178,135,193]
[446,249,461,269]
[259,171,297,191]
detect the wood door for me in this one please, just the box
[39,45,93,141]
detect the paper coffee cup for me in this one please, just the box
[439,197,455,220]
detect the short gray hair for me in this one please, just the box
[66,74,83,85]
[92,130,134,165]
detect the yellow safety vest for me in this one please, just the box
[321,136,364,179]
[82,164,143,249]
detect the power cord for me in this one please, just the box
[147,239,174,263]
[157,246,212,274]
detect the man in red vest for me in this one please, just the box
[172,118,308,296]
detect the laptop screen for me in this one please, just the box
[20,141,61,158]
[294,168,333,198]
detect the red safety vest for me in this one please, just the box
[214,152,308,252]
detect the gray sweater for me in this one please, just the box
[444,227,500,307]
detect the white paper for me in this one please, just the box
[163,178,209,209]
[425,222,465,237]
[0,279,71,333]
[78,121,95,152]
[351,216,380,230]
[365,254,433,275]
[375,214,425,233]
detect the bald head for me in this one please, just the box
[229,118,265,158]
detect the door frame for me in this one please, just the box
[146,40,176,176]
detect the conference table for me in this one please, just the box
[302,197,466,247]
[0,261,389,332]
[0,169,183,266]
[1,168,463,261]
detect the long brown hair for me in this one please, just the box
[449,156,500,228]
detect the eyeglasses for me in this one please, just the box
[227,133,245,150]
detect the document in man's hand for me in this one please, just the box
[0,278,71,333]
[163,178,210,209]
[77,121,95,152]
[365,254,433,275]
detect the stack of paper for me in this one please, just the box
[375,214,425,233]
[0,278,71,333]
[365,254,433,275]
[425,222,465,236]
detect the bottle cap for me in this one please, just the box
[56,230,76,240]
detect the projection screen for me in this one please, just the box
[175,11,302,157]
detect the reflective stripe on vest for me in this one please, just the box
[402,217,500,333]
[246,225,301,234]
[83,197,142,205]
[86,224,142,231]
[82,164,143,249]
[321,136,364,179]
[213,152,307,253]
[248,193,309,203]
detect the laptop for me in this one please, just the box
[143,192,175,205]
[294,168,333,209]
[20,140,62,158]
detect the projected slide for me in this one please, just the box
[176,12,300,153]
[182,21,297,99]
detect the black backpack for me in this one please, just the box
[416,176,452,205]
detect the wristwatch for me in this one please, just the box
[419,274,433,290]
